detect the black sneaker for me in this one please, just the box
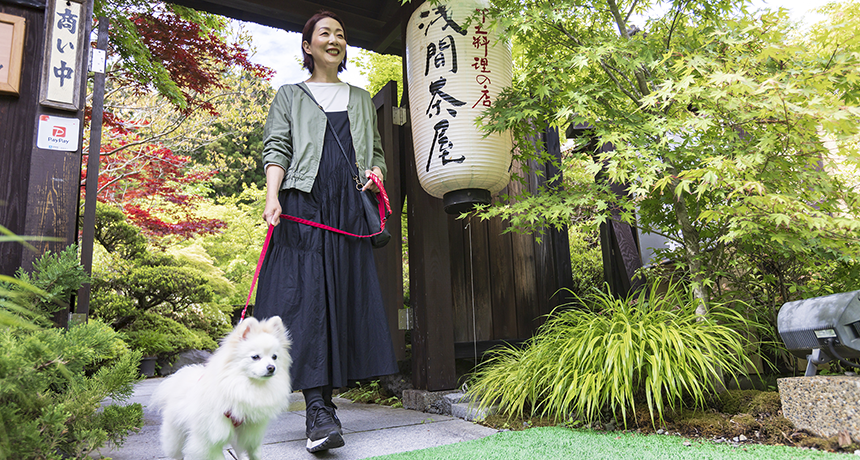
[306,404,344,453]
[327,401,342,430]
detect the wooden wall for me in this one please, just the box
[0,1,45,276]
[448,127,573,359]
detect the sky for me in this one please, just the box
[236,0,836,91]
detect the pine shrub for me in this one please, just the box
[0,240,143,459]
[0,320,143,459]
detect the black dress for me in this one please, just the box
[254,111,398,390]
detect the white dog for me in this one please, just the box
[151,317,292,460]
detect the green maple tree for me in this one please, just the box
[476,0,860,314]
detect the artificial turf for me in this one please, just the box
[368,426,842,460]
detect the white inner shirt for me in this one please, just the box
[305,82,349,112]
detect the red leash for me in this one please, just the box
[240,175,391,320]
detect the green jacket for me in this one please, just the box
[261,82,387,193]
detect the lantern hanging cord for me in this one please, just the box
[467,218,477,364]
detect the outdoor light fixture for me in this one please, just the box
[405,0,513,214]
[777,290,860,376]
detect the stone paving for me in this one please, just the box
[93,378,498,460]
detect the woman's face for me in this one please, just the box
[303,17,346,73]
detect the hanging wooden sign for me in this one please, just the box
[0,13,26,96]
[39,0,87,111]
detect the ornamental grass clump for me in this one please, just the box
[468,280,761,426]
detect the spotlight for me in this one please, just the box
[777,290,860,376]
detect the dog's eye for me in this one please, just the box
[272,354,277,360]
[251,355,261,361]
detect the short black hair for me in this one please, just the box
[301,10,347,74]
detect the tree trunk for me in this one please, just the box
[672,192,710,316]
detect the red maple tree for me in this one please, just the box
[125,6,273,116]
[82,122,227,239]
[83,3,272,239]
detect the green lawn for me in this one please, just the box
[368,427,841,460]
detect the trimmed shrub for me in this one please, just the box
[3,244,89,326]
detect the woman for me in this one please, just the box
[255,10,398,453]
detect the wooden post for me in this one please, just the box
[76,16,108,319]
[403,87,457,389]
[400,2,457,388]
[371,80,406,361]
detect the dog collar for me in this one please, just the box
[224,410,243,427]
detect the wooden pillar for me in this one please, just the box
[401,0,457,388]
[371,80,406,362]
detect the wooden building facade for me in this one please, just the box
[1,0,90,284]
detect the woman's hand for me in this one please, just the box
[263,198,282,227]
[362,167,383,193]
[264,164,285,226]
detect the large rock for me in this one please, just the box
[401,389,461,414]
[778,375,860,441]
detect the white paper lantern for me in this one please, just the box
[406,0,512,213]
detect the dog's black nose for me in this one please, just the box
[266,365,275,374]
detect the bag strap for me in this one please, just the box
[294,84,363,188]
[292,84,392,219]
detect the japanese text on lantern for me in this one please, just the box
[418,6,467,172]
[45,0,81,105]
[471,9,493,109]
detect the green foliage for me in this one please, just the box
[467,280,761,426]
[93,201,146,260]
[477,0,860,312]
[91,205,231,357]
[0,244,89,327]
[166,243,235,299]
[0,320,143,459]
[184,68,275,197]
[340,380,402,407]
[14,245,89,320]
[0,275,44,329]
[352,49,403,103]
[0,226,64,329]
[92,252,228,356]
[716,389,781,417]
[123,310,214,356]
[191,184,269,305]
[567,226,603,299]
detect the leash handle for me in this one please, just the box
[241,176,390,321]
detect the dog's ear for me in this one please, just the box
[262,317,290,346]
[263,316,286,334]
[238,317,259,340]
